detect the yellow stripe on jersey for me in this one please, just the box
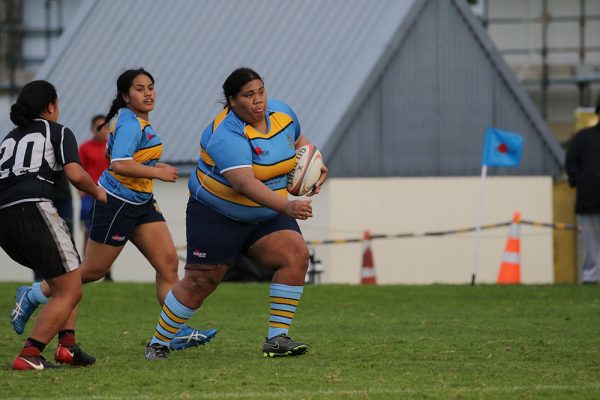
[244,112,292,140]
[269,297,300,306]
[271,309,295,318]
[197,169,287,207]
[133,144,162,164]
[163,306,186,324]
[108,143,161,193]
[159,319,179,334]
[108,170,153,193]
[252,156,296,181]
[200,148,216,166]
[212,107,229,132]
[197,169,259,207]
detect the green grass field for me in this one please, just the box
[0,282,599,399]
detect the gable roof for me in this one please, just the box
[25,0,563,176]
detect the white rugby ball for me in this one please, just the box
[287,144,323,196]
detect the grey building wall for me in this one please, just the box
[326,0,564,177]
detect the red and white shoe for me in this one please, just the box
[54,344,96,367]
[13,355,60,370]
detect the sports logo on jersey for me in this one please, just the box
[254,147,270,157]
[192,249,206,258]
[112,233,127,242]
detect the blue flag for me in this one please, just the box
[481,128,523,167]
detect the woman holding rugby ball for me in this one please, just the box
[144,67,328,360]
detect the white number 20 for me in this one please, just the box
[0,132,46,179]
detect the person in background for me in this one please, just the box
[1,80,107,370]
[565,93,600,284]
[79,114,112,281]
[144,67,328,360]
[10,69,216,351]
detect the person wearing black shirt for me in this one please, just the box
[565,95,600,284]
[0,80,106,370]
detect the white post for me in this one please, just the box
[471,165,487,285]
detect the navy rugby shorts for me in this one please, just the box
[185,198,301,265]
[89,193,165,246]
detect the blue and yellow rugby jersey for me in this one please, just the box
[189,99,301,223]
[98,108,162,204]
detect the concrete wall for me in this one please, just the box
[0,177,554,284]
[306,177,553,284]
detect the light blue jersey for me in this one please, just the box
[188,99,300,223]
[98,108,162,204]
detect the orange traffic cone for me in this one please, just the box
[360,230,377,285]
[497,212,521,284]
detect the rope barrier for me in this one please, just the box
[305,219,579,246]
[305,221,512,245]
[520,219,578,231]
[174,219,579,254]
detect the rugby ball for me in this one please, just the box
[287,144,323,196]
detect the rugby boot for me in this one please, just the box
[10,286,38,334]
[54,344,96,367]
[169,324,218,350]
[145,343,170,360]
[262,334,308,357]
[13,355,62,370]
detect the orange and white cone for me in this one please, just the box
[497,212,521,284]
[360,230,377,285]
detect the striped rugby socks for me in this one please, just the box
[149,291,195,346]
[267,283,304,339]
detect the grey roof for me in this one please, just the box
[20,0,563,176]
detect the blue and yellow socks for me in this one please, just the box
[267,283,304,339]
[149,291,195,346]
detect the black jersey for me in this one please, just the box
[0,118,80,209]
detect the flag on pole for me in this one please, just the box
[481,128,524,167]
[472,127,523,285]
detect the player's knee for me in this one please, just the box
[280,244,309,271]
[155,251,179,278]
[184,269,222,292]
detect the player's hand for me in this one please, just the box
[284,199,313,220]
[307,163,328,197]
[94,186,108,203]
[155,163,179,182]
